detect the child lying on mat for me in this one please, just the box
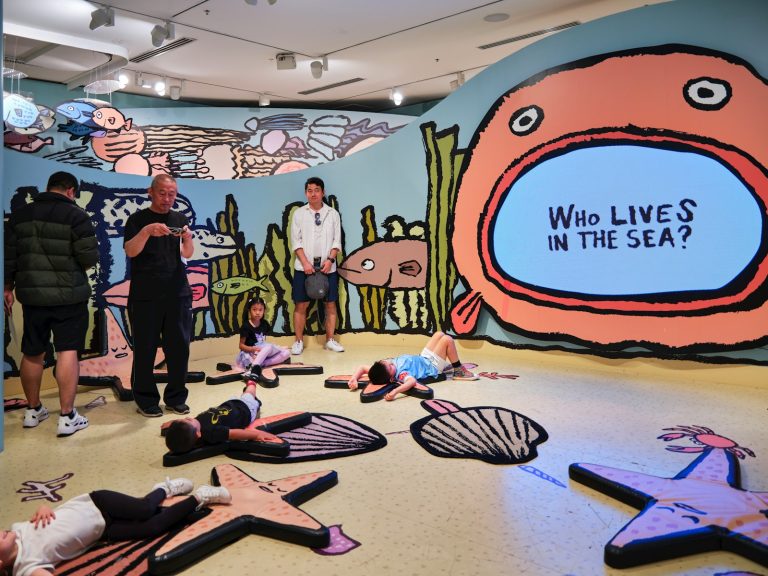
[0,478,230,576]
[235,296,290,379]
[348,331,478,400]
[163,381,276,454]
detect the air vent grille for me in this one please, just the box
[478,21,579,50]
[130,38,196,63]
[298,77,365,95]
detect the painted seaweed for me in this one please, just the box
[422,122,463,331]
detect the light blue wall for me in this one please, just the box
[2,0,767,445]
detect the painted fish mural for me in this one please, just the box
[450,45,768,349]
[338,239,427,289]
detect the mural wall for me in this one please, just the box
[4,0,768,373]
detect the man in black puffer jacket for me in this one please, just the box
[4,171,98,437]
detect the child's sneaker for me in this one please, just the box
[452,366,479,381]
[154,477,194,497]
[290,340,304,355]
[57,409,89,437]
[23,405,49,428]
[194,485,231,508]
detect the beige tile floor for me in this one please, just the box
[1,335,766,576]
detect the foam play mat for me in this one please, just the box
[569,440,768,568]
[4,397,28,411]
[163,411,386,466]
[324,373,443,402]
[78,308,204,401]
[206,362,322,387]
[149,464,339,574]
[162,411,311,467]
[54,515,205,576]
[228,412,387,463]
[410,399,549,464]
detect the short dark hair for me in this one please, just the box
[165,420,198,454]
[47,171,79,195]
[305,176,324,191]
[368,361,391,385]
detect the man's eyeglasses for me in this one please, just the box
[314,212,321,226]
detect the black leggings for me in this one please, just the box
[90,488,197,541]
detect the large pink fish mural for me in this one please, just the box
[450,46,768,349]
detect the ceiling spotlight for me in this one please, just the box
[310,56,328,79]
[89,6,114,30]
[310,60,323,79]
[154,79,166,96]
[390,88,403,106]
[117,71,129,88]
[259,93,271,106]
[151,21,175,47]
[450,71,466,91]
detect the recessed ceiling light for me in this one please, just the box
[484,13,510,23]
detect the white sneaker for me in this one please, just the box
[23,405,49,428]
[194,485,231,508]
[57,409,89,437]
[154,477,194,497]
[325,339,344,352]
[290,340,304,355]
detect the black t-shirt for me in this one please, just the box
[124,208,191,300]
[195,399,252,444]
[239,320,272,347]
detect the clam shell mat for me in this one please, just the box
[228,413,387,463]
[410,399,548,465]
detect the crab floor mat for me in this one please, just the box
[409,399,548,464]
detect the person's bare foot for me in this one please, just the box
[384,392,396,401]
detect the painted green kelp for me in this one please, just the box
[421,121,463,331]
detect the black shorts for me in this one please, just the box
[292,270,339,303]
[21,302,89,356]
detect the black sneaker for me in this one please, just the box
[137,405,163,418]
[166,404,190,415]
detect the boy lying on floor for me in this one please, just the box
[163,381,278,454]
[348,331,478,401]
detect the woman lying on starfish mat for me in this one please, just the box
[163,380,280,454]
[348,331,478,401]
[0,478,230,576]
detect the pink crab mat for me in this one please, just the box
[569,425,767,569]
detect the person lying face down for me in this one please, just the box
[347,331,478,401]
[0,478,230,576]
[163,381,280,454]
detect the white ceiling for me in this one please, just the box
[3,0,667,112]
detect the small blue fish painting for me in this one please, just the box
[3,93,40,128]
[56,100,99,128]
